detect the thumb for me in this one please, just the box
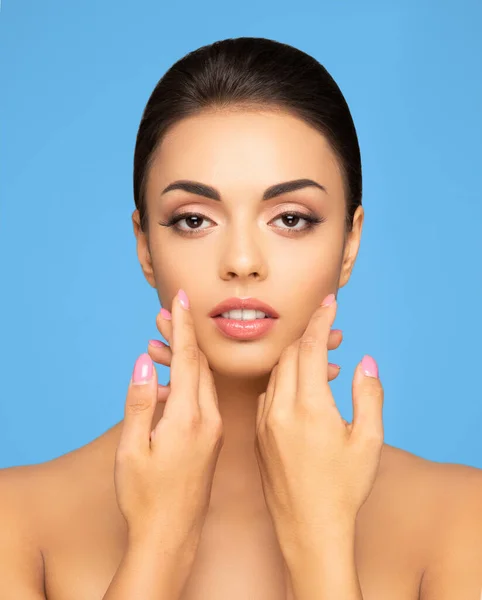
[351,355,384,443]
[119,353,158,456]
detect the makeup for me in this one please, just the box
[211,314,277,340]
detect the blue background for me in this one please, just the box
[1,0,481,469]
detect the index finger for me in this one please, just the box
[297,293,338,404]
[162,289,201,421]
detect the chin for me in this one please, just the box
[205,352,277,380]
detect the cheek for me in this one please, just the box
[150,246,208,308]
[272,235,343,288]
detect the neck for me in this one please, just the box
[208,372,269,512]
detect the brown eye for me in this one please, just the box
[158,210,325,237]
[181,214,204,229]
[270,211,325,233]
[158,212,215,236]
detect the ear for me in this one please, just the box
[132,209,157,288]
[338,205,364,289]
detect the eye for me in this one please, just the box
[269,211,325,234]
[158,210,326,237]
[158,212,215,236]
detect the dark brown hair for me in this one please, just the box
[133,37,362,235]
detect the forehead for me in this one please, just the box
[148,109,344,199]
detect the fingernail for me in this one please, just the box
[361,355,378,378]
[132,353,153,384]
[321,293,336,307]
[160,308,172,320]
[329,362,341,370]
[178,289,190,310]
[331,329,342,335]
[149,339,166,347]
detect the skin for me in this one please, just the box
[136,108,361,514]
[0,107,481,599]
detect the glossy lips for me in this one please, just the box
[209,297,280,318]
[212,316,277,340]
[209,297,279,340]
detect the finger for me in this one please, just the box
[157,382,171,403]
[328,329,343,351]
[148,337,172,403]
[297,293,338,407]
[162,289,201,421]
[265,345,341,418]
[156,308,173,345]
[262,364,279,422]
[328,363,341,381]
[149,322,340,382]
[198,351,220,419]
[147,339,172,368]
[351,355,384,443]
[119,353,158,456]
[256,392,266,433]
[268,345,297,413]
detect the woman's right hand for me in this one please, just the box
[114,289,224,552]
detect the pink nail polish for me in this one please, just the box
[178,289,190,310]
[149,339,166,347]
[132,353,153,384]
[321,293,336,307]
[361,355,378,378]
[160,308,172,320]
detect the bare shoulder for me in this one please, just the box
[0,424,124,597]
[377,442,482,528]
[0,464,47,597]
[0,423,120,543]
[379,442,482,517]
[379,441,482,487]
[376,443,482,598]
[0,462,47,546]
[0,444,95,598]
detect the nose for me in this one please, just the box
[218,225,268,282]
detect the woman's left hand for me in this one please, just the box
[255,293,384,555]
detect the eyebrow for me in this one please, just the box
[160,178,327,201]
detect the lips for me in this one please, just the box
[209,297,280,318]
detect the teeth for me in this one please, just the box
[221,309,267,320]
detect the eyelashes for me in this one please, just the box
[158,211,326,237]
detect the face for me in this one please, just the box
[133,108,363,379]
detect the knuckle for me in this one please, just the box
[360,381,384,404]
[360,427,384,448]
[115,444,140,464]
[126,396,152,415]
[363,376,382,391]
[205,416,224,443]
[298,335,320,353]
[181,318,197,338]
[178,409,203,434]
[182,343,200,362]
[278,345,296,367]
[266,407,290,429]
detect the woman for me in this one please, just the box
[1,37,481,599]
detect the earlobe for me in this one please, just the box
[132,210,157,288]
[338,206,364,288]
